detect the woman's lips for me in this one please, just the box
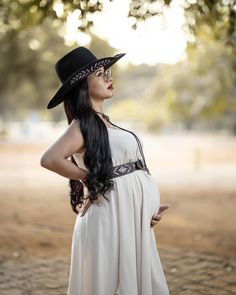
[107,84,113,90]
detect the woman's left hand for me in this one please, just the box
[150,204,170,228]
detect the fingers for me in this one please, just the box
[79,195,103,217]
[79,198,92,217]
[153,214,162,221]
[157,203,170,214]
[160,204,171,210]
[93,194,103,206]
[150,213,162,227]
[150,218,159,227]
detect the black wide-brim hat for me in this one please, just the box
[47,47,126,109]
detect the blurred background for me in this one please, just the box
[0,0,235,294]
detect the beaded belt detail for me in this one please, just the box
[111,159,147,178]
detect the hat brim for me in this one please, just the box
[47,53,126,109]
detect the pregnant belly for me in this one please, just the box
[133,170,161,218]
[143,174,161,217]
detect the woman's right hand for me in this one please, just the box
[79,194,103,217]
[79,198,92,217]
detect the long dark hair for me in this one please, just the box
[63,78,115,214]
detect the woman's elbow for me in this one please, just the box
[40,153,53,168]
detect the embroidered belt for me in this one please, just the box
[111,159,148,178]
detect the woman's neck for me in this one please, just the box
[95,110,110,123]
[95,111,104,115]
[91,100,104,114]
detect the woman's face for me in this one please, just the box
[87,66,113,101]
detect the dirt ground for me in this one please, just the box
[0,132,235,258]
[0,184,235,259]
[0,132,235,294]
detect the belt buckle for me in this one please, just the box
[135,159,145,169]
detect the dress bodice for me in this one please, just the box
[73,127,143,171]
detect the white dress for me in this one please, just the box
[67,126,169,295]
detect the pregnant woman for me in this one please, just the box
[40,46,170,295]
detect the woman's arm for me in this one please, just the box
[40,119,87,181]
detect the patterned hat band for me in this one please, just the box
[70,58,116,85]
[47,47,126,109]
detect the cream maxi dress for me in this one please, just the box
[67,125,169,295]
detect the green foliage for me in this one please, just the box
[0,0,235,132]
[184,0,236,51]
[145,30,236,131]
[1,0,235,56]
[0,0,104,32]
[0,17,116,120]
[107,25,236,132]
[0,19,68,120]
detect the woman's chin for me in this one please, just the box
[105,92,113,99]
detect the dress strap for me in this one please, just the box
[101,114,151,175]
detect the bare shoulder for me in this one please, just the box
[69,119,82,134]
[41,119,85,160]
[65,119,85,153]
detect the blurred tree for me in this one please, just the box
[107,23,236,133]
[0,19,67,121]
[0,0,103,33]
[128,0,236,53]
[144,29,236,132]
[1,0,235,54]
[0,0,235,132]
[183,0,236,56]
[0,18,115,121]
